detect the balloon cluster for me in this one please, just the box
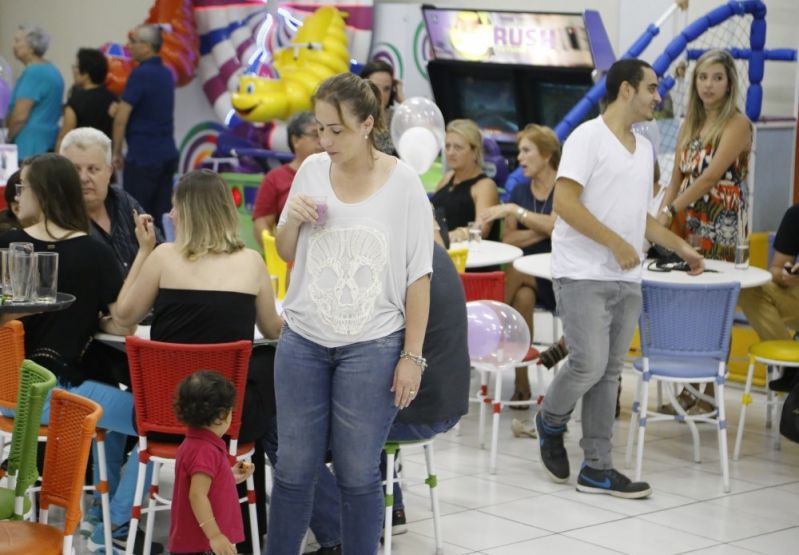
[390,97,445,175]
[466,301,531,366]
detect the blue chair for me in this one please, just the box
[624,281,740,493]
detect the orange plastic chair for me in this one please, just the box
[0,389,101,554]
[460,271,505,302]
[124,336,260,555]
[0,320,27,458]
[0,321,113,553]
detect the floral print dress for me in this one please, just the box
[672,137,749,261]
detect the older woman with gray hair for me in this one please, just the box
[7,24,64,158]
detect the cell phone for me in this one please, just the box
[785,262,799,275]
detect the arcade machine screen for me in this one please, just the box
[453,74,520,143]
[533,81,597,129]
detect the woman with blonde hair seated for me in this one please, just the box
[92,169,282,551]
[431,119,500,243]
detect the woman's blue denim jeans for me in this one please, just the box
[266,326,403,555]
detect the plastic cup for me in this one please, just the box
[34,252,59,303]
[311,196,328,227]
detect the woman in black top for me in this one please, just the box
[0,154,138,547]
[55,48,118,151]
[430,119,500,243]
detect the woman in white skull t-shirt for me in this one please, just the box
[271,73,433,553]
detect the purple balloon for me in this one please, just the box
[0,78,11,120]
[467,300,531,365]
[466,301,502,362]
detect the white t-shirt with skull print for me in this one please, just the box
[278,152,434,348]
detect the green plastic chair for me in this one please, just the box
[0,360,57,519]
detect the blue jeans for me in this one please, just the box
[384,417,460,509]
[267,326,402,555]
[542,279,642,469]
[38,380,152,523]
[263,417,341,548]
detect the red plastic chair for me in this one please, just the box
[460,271,505,302]
[0,389,102,554]
[124,336,258,555]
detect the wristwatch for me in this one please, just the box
[516,207,527,221]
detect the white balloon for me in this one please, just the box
[397,127,440,174]
[390,97,445,151]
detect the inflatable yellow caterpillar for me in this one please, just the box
[232,7,349,122]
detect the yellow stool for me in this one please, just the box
[733,340,799,460]
[261,230,288,300]
[447,246,468,273]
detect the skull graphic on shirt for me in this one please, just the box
[307,226,388,336]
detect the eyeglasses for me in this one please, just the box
[14,183,27,197]
[301,131,320,139]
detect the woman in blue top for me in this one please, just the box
[480,124,565,404]
[7,25,64,159]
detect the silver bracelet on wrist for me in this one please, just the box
[516,207,527,221]
[400,350,427,372]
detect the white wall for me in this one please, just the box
[0,0,151,86]
[0,0,795,118]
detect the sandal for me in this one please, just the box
[538,341,568,369]
[658,389,696,415]
[509,390,532,410]
[511,418,537,438]
[686,399,716,416]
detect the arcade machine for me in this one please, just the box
[422,6,615,164]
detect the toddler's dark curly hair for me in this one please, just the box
[174,370,236,428]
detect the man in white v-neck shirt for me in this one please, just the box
[535,59,704,499]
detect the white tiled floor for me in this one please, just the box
[72,363,799,554]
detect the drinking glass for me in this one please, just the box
[34,252,59,303]
[468,221,482,244]
[9,242,34,303]
[310,196,328,227]
[735,238,750,270]
[0,248,9,298]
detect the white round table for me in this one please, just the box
[513,252,772,288]
[451,240,523,269]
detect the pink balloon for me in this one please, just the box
[466,301,501,362]
[467,301,530,365]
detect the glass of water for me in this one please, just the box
[9,242,34,302]
[468,221,482,244]
[735,238,750,270]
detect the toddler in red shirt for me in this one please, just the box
[169,371,254,555]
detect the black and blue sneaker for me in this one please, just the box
[535,411,569,483]
[576,465,652,499]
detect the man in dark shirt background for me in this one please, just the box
[739,204,799,390]
[112,24,179,229]
[61,127,163,274]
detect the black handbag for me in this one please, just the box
[779,383,799,443]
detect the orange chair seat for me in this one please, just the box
[0,520,63,553]
[148,440,255,460]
